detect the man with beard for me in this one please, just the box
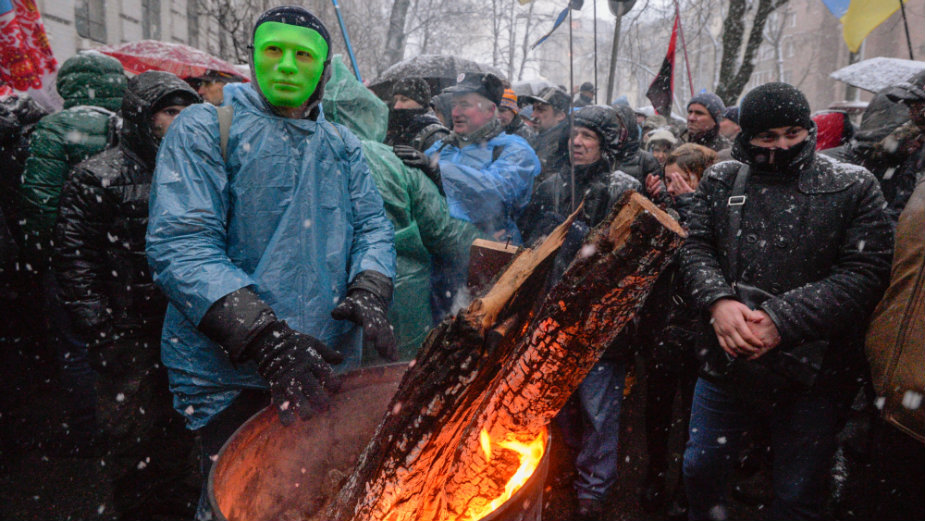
[54,71,202,520]
[680,82,892,521]
[681,92,731,153]
[146,7,396,519]
[385,77,448,152]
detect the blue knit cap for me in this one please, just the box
[688,92,725,125]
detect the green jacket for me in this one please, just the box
[323,56,482,360]
[19,52,126,268]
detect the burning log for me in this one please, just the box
[326,192,686,521]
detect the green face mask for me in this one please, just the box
[253,22,329,108]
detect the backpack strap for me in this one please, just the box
[216,105,234,162]
[725,163,750,282]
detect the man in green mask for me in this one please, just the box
[147,7,396,519]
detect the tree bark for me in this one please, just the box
[381,0,413,74]
[715,0,790,105]
[326,193,686,521]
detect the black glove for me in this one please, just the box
[199,287,344,425]
[245,321,344,425]
[392,145,445,196]
[331,271,398,362]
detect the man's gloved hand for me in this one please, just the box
[331,271,397,362]
[198,286,344,426]
[392,145,444,196]
[246,320,344,426]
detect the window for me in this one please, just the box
[143,0,161,40]
[187,1,199,47]
[75,0,107,42]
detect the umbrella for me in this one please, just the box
[97,40,247,81]
[513,79,554,98]
[368,54,506,100]
[830,57,924,94]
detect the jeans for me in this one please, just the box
[683,377,841,521]
[557,359,625,501]
[194,389,270,521]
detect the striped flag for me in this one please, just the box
[532,0,584,49]
[646,14,678,117]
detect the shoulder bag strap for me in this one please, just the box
[726,163,750,283]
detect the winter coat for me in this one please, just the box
[54,72,199,342]
[504,116,536,147]
[323,56,481,361]
[829,120,924,224]
[520,159,640,361]
[0,95,46,233]
[611,104,669,205]
[679,125,731,153]
[146,81,395,429]
[865,176,924,443]
[532,118,570,185]
[425,126,540,245]
[19,53,126,268]
[680,130,894,392]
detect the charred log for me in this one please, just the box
[326,192,685,521]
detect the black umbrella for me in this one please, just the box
[368,54,508,101]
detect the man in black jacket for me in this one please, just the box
[679,83,893,521]
[523,86,571,184]
[54,71,201,520]
[385,76,449,152]
[681,92,731,153]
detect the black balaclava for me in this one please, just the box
[734,82,816,175]
[250,5,332,119]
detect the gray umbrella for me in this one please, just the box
[368,54,508,101]
[830,57,925,94]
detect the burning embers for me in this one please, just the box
[463,428,547,520]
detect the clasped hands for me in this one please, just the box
[709,298,781,360]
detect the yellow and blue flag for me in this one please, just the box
[822,0,907,53]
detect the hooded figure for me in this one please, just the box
[679,82,893,521]
[323,56,481,361]
[20,51,127,269]
[53,71,201,519]
[146,9,395,517]
[612,104,667,203]
[519,104,640,520]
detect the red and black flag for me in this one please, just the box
[646,14,678,117]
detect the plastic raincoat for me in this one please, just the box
[425,122,540,245]
[323,57,481,360]
[146,80,395,429]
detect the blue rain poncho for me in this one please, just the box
[425,131,540,244]
[146,82,395,429]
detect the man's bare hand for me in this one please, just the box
[709,298,765,357]
[746,311,781,360]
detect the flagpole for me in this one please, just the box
[330,0,363,81]
[593,0,598,103]
[899,0,915,60]
[568,3,576,211]
[673,0,694,96]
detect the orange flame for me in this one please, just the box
[465,428,547,520]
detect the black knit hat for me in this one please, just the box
[253,5,331,51]
[391,77,431,108]
[687,92,725,125]
[723,106,739,124]
[443,72,504,106]
[739,82,813,138]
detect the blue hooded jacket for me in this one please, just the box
[426,131,540,244]
[146,82,395,429]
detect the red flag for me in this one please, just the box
[646,14,678,117]
[0,0,60,109]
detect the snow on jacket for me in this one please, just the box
[54,72,199,340]
[426,128,540,245]
[680,129,893,390]
[19,52,126,269]
[146,82,395,429]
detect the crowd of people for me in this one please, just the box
[0,5,922,521]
